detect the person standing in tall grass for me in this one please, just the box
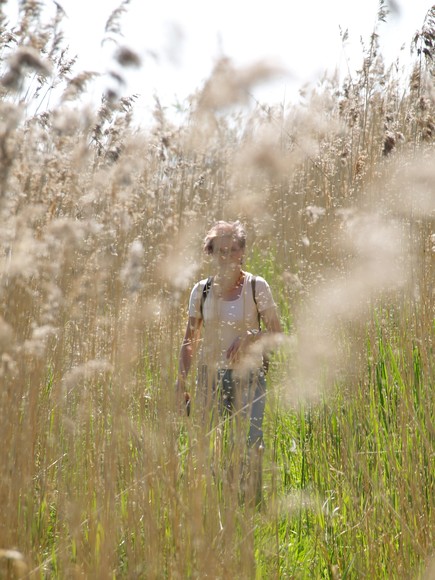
[176,220,282,453]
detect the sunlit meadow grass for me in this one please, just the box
[0,1,434,578]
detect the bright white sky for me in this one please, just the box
[7,0,434,122]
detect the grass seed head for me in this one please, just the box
[197,57,285,112]
[1,46,51,89]
[115,46,141,68]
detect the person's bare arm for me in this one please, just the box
[260,306,282,334]
[226,306,282,362]
[176,316,203,396]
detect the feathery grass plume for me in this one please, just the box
[285,210,410,402]
[120,239,145,293]
[114,46,141,68]
[1,45,51,90]
[412,6,435,70]
[61,359,113,397]
[382,153,435,218]
[102,0,131,46]
[158,222,203,293]
[91,93,137,158]
[60,70,100,103]
[386,0,400,17]
[196,57,285,112]
[1,222,43,282]
[0,316,14,354]
[0,549,28,578]
[0,102,22,198]
[228,106,307,190]
[50,104,93,137]
[227,188,269,219]
[22,323,57,358]
[15,0,44,39]
[47,0,67,58]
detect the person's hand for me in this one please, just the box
[175,379,191,416]
[226,335,244,363]
[177,391,191,416]
[184,391,191,416]
[226,331,260,363]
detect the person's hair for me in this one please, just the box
[203,220,247,255]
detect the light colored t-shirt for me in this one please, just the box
[188,272,276,370]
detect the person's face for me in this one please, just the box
[212,235,244,270]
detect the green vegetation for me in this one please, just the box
[0,1,434,577]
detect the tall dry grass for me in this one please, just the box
[0,1,434,577]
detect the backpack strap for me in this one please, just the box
[251,275,261,329]
[200,276,213,322]
[201,274,261,328]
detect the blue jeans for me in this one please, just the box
[197,367,266,447]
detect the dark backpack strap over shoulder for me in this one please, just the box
[201,274,260,328]
[251,275,261,329]
[200,276,213,321]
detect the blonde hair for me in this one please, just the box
[203,220,247,255]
